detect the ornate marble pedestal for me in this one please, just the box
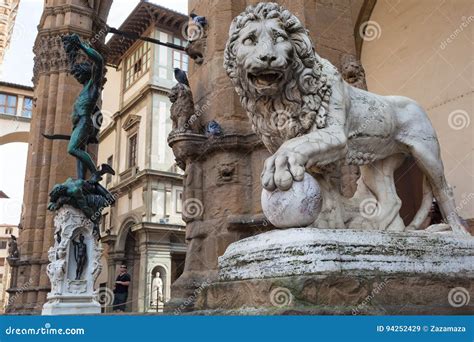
[42,206,103,315]
[195,228,474,315]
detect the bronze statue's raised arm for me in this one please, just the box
[76,40,104,85]
[63,33,103,86]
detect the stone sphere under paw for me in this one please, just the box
[261,173,322,228]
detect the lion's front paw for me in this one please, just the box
[261,149,307,191]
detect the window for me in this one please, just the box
[5,227,12,234]
[101,213,108,232]
[128,134,138,168]
[106,156,113,185]
[173,50,188,72]
[176,190,183,213]
[165,189,171,217]
[173,38,188,72]
[0,93,17,115]
[0,241,6,249]
[22,97,33,118]
[124,42,151,89]
[0,258,4,266]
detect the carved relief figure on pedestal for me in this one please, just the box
[224,2,470,236]
[46,247,66,295]
[42,206,103,315]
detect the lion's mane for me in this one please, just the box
[223,2,332,152]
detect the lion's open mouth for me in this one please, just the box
[248,71,283,88]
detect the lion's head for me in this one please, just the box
[224,2,332,152]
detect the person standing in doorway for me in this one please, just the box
[112,264,130,312]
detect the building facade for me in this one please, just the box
[0,224,18,311]
[0,81,33,145]
[97,2,188,312]
[0,0,19,72]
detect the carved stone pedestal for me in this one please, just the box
[42,206,103,315]
[195,228,474,315]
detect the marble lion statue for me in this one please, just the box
[224,2,469,236]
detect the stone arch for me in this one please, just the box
[114,215,141,312]
[115,214,140,252]
[0,131,29,145]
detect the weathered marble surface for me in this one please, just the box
[219,228,474,281]
[42,205,102,315]
[191,227,474,315]
[224,2,470,236]
[195,274,474,315]
[261,173,322,228]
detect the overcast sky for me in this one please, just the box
[0,0,188,225]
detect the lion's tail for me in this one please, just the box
[405,175,433,230]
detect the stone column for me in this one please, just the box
[6,0,112,314]
[167,0,375,310]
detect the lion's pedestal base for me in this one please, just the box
[194,228,474,315]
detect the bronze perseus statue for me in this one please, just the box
[44,33,114,181]
[45,34,116,240]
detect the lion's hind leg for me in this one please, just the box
[405,140,470,236]
[358,155,406,231]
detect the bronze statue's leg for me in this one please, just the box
[68,116,97,178]
[76,150,87,179]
